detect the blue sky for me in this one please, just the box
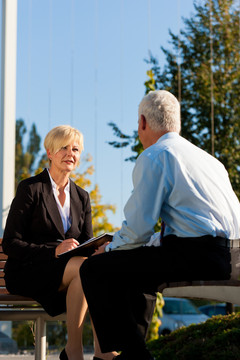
[1,0,196,227]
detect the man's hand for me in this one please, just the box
[92,242,110,256]
[55,238,79,257]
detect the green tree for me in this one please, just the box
[147,0,240,196]
[109,0,240,197]
[12,321,35,350]
[71,154,118,236]
[15,119,41,190]
[146,293,164,342]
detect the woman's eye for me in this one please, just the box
[73,148,79,152]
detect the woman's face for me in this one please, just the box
[47,141,81,174]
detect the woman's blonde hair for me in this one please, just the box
[44,125,84,155]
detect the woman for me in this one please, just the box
[2,125,117,360]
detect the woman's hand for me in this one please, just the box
[55,238,79,257]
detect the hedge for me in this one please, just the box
[147,313,240,360]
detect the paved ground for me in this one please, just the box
[0,352,94,359]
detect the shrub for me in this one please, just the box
[147,313,240,360]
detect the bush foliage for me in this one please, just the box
[147,313,240,360]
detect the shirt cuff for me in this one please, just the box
[105,242,112,252]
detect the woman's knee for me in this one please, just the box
[61,256,86,288]
[68,256,86,268]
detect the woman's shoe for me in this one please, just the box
[113,352,154,359]
[59,348,68,360]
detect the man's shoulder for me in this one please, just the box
[139,133,181,161]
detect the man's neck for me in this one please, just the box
[143,130,170,150]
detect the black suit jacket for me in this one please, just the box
[3,169,93,268]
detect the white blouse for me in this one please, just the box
[47,169,72,233]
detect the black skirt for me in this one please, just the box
[4,256,71,317]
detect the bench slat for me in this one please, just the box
[0,288,9,295]
[0,260,6,268]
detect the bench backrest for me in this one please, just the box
[0,238,8,294]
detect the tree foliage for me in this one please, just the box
[108,0,240,197]
[108,122,143,162]
[71,154,118,236]
[146,293,165,342]
[15,119,41,189]
[12,321,35,349]
[149,0,240,196]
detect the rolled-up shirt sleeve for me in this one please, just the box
[105,153,166,251]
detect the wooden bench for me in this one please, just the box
[0,239,66,360]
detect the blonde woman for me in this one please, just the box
[3,125,117,360]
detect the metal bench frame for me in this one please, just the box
[160,280,240,305]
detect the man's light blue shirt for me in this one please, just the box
[106,132,240,251]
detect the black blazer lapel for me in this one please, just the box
[41,169,65,238]
[69,180,83,234]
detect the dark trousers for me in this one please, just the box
[80,235,231,353]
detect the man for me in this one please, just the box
[80,90,240,360]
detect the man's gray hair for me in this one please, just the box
[138,90,181,133]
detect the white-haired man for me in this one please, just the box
[80,90,240,360]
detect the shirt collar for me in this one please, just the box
[156,132,179,144]
[47,168,70,192]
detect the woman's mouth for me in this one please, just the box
[65,160,74,164]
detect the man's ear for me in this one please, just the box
[140,114,147,130]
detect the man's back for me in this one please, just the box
[144,132,240,239]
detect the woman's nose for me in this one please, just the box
[67,147,74,156]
